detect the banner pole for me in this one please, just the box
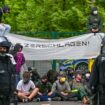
[51,32,57,71]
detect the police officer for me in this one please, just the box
[0,37,16,105]
[89,40,105,105]
[87,7,102,33]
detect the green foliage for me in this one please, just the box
[1,0,105,37]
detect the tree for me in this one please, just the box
[2,0,105,37]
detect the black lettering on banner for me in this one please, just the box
[70,42,75,46]
[65,42,71,47]
[36,44,41,48]
[30,44,35,48]
[24,43,29,47]
[53,44,63,47]
[82,41,88,46]
[76,41,81,46]
[23,41,90,48]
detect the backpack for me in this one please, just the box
[0,59,11,96]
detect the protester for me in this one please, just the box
[83,72,91,97]
[87,7,102,33]
[47,69,59,84]
[36,75,52,101]
[16,71,39,102]
[0,5,11,36]
[28,67,40,86]
[48,72,71,101]
[70,71,89,104]
[83,72,90,85]
[0,37,16,105]
[10,43,25,86]
[65,67,75,82]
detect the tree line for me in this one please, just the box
[0,0,105,38]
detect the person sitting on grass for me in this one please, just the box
[16,71,39,102]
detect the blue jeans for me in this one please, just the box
[0,23,11,36]
[15,74,20,86]
[37,93,56,101]
[38,95,49,101]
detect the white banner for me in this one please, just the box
[6,33,105,60]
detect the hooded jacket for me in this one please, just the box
[10,44,25,73]
[87,7,102,32]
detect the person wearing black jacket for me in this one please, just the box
[0,37,16,105]
[0,5,11,36]
[87,7,102,33]
[89,44,105,105]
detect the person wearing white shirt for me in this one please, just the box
[16,71,39,102]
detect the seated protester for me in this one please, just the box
[16,71,39,102]
[82,72,92,98]
[48,72,72,101]
[47,69,59,84]
[83,72,91,91]
[36,75,52,101]
[70,71,89,104]
[28,67,40,86]
[65,67,75,82]
[84,72,90,85]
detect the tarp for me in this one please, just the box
[5,33,105,60]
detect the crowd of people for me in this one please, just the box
[14,66,91,104]
[0,38,92,105]
[0,39,92,105]
[0,38,91,104]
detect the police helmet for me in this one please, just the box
[0,37,11,52]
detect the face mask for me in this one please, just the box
[59,77,66,83]
[76,76,81,82]
[93,10,98,15]
[85,73,90,78]
[23,79,30,84]
[42,79,47,84]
